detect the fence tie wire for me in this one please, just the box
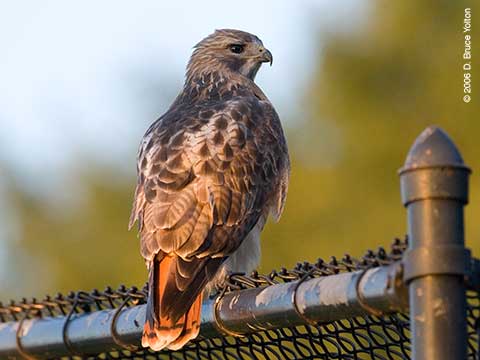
[355,264,384,317]
[15,309,38,360]
[213,287,245,338]
[292,268,319,326]
[110,295,140,352]
[62,292,85,358]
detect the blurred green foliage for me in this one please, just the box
[1,0,479,300]
[3,168,146,298]
[262,0,480,271]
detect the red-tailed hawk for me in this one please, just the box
[129,29,290,351]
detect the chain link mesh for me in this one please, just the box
[1,237,479,359]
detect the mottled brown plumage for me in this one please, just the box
[130,29,290,351]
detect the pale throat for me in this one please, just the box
[239,60,262,80]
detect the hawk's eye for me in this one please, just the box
[229,44,245,54]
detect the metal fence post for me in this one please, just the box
[399,126,471,360]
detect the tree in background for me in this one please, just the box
[260,0,479,271]
[2,168,145,298]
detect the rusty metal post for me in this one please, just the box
[400,126,471,360]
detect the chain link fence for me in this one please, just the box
[0,126,476,360]
[1,237,479,359]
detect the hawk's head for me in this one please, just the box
[187,29,273,82]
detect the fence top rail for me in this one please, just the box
[0,238,412,359]
[2,237,479,359]
[0,238,408,324]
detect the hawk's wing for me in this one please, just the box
[130,96,289,321]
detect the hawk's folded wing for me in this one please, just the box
[130,96,289,321]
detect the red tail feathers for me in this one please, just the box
[142,256,202,351]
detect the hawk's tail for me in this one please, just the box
[142,256,202,351]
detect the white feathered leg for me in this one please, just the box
[206,215,266,294]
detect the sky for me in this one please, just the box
[0,0,369,276]
[0,0,368,189]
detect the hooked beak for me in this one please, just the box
[258,48,273,66]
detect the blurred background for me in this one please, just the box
[0,0,478,300]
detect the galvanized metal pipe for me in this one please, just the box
[0,262,406,359]
[400,126,471,360]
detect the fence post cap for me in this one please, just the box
[401,126,465,172]
[399,126,470,206]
